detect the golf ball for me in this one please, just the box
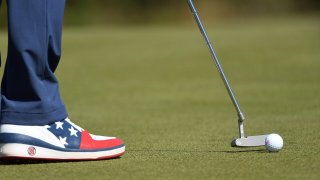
[265,134,283,152]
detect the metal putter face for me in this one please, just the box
[231,135,269,147]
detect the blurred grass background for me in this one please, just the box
[0,16,319,180]
[0,0,320,26]
[0,1,320,179]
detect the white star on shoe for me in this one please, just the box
[55,121,64,130]
[59,136,68,146]
[69,126,78,137]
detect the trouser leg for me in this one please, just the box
[1,0,68,125]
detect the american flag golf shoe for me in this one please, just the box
[0,118,125,161]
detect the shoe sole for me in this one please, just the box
[0,143,125,161]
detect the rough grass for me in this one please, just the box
[0,16,319,179]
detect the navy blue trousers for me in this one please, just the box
[0,0,68,125]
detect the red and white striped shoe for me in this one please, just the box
[0,118,125,161]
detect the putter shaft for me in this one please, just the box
[187,0,245,138]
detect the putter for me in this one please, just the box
[187,0,269,147]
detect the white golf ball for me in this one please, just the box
[265,134,283,152]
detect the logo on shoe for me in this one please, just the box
[27,146,37,156]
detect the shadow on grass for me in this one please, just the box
[0,157,122,165]
[128,149,268,153]
[0,149,270,165]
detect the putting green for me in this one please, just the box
[0,16,319,179]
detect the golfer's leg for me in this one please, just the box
[0,0,125,160]
[1,0,67,125]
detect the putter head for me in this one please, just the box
[231,135,269,147]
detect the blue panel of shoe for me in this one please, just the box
[47,120,82,149]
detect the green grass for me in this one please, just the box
[0,16,320,179]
